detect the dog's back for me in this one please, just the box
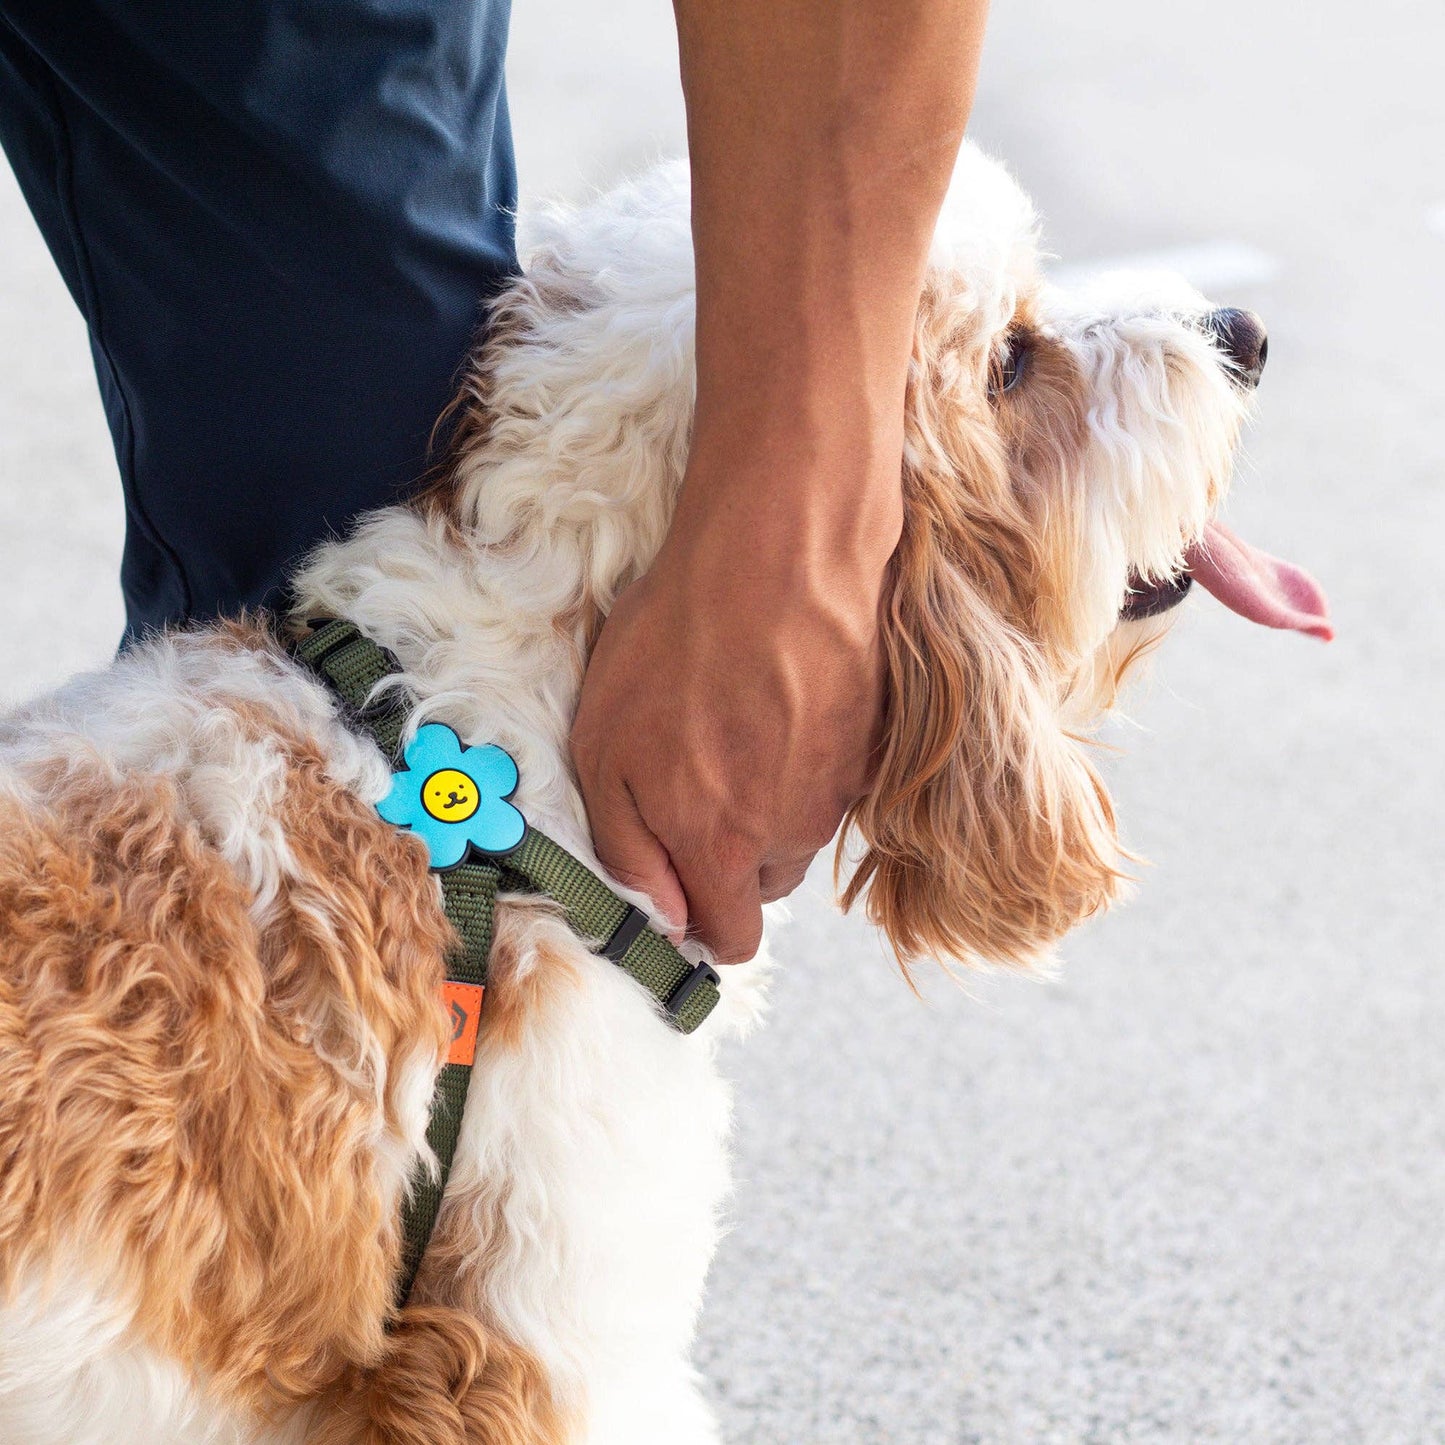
[0,617,761,1445]
[0,622,461,1439]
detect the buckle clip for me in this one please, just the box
[664,960,721,1020]
[601,904,649,963]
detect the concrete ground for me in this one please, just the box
[2,2,1441,1440]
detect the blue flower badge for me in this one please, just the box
[377,723,526,870]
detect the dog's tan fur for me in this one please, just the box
[314,1306,568,1445]
[0,148,1264,1442]
[0,632,562,1438]
[841,283,1121,968]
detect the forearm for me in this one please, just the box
[575,1,990,961]
[673,0,989,573]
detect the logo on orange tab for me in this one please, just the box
[443,981,484,1066]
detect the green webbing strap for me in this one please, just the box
[293,617,408,759]
[290,617,720,1302]
[292,621,718,1011]
[496,828,722,1035]
[393,861,498,1301]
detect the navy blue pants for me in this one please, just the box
[0,1,517,633]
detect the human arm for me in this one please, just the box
[570,0,990,962]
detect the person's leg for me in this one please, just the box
[0,0,516,633]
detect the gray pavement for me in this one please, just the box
[2,2,1442,1440]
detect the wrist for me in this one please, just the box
[658,448,900,640]
[682,383,906,567]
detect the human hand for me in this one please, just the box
[570,437,899,963]
[576,0,986,963]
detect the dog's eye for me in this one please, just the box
[989,338,1029,400]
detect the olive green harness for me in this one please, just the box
[291,618,720,1304]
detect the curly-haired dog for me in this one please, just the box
[0,144,1328,1444]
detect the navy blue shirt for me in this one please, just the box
[0,1,517,630]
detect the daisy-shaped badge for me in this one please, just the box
[377,723,526,870]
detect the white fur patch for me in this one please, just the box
[0,140,1253,1442]
[0,1264,308,1445]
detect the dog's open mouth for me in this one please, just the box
[1122,521,1333,640]
[1121,570,1195,621]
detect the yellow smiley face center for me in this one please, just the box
[421,768,480,823]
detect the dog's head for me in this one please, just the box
[844,146,1330,970]
[410,148,1327,974]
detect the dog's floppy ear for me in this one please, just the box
[840,367,1122,970]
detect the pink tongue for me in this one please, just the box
[1185,521,1334,641]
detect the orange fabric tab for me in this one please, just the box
[442,981,484,1066]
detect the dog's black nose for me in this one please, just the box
[1205,307,1268,387]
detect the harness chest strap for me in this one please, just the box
[290,617,720,1303]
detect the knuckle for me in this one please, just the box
[713,831,762,879]
[675,816,762,881]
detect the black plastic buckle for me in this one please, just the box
[296,619,409,762]
[663,960,721,1020]
[601,905,649,963]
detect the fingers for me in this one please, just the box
[578,769,689,943]
[582,773,766,962]
[673,847,764,966]
[686,845,816,959]
[584,768,769,961]
[758,852,814,904]
[569,540,874,969]
[586,815,808,963]
[680,839,815,961]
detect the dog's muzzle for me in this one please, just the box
[1119,308,1270,622]
[1205,307,1268,389]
